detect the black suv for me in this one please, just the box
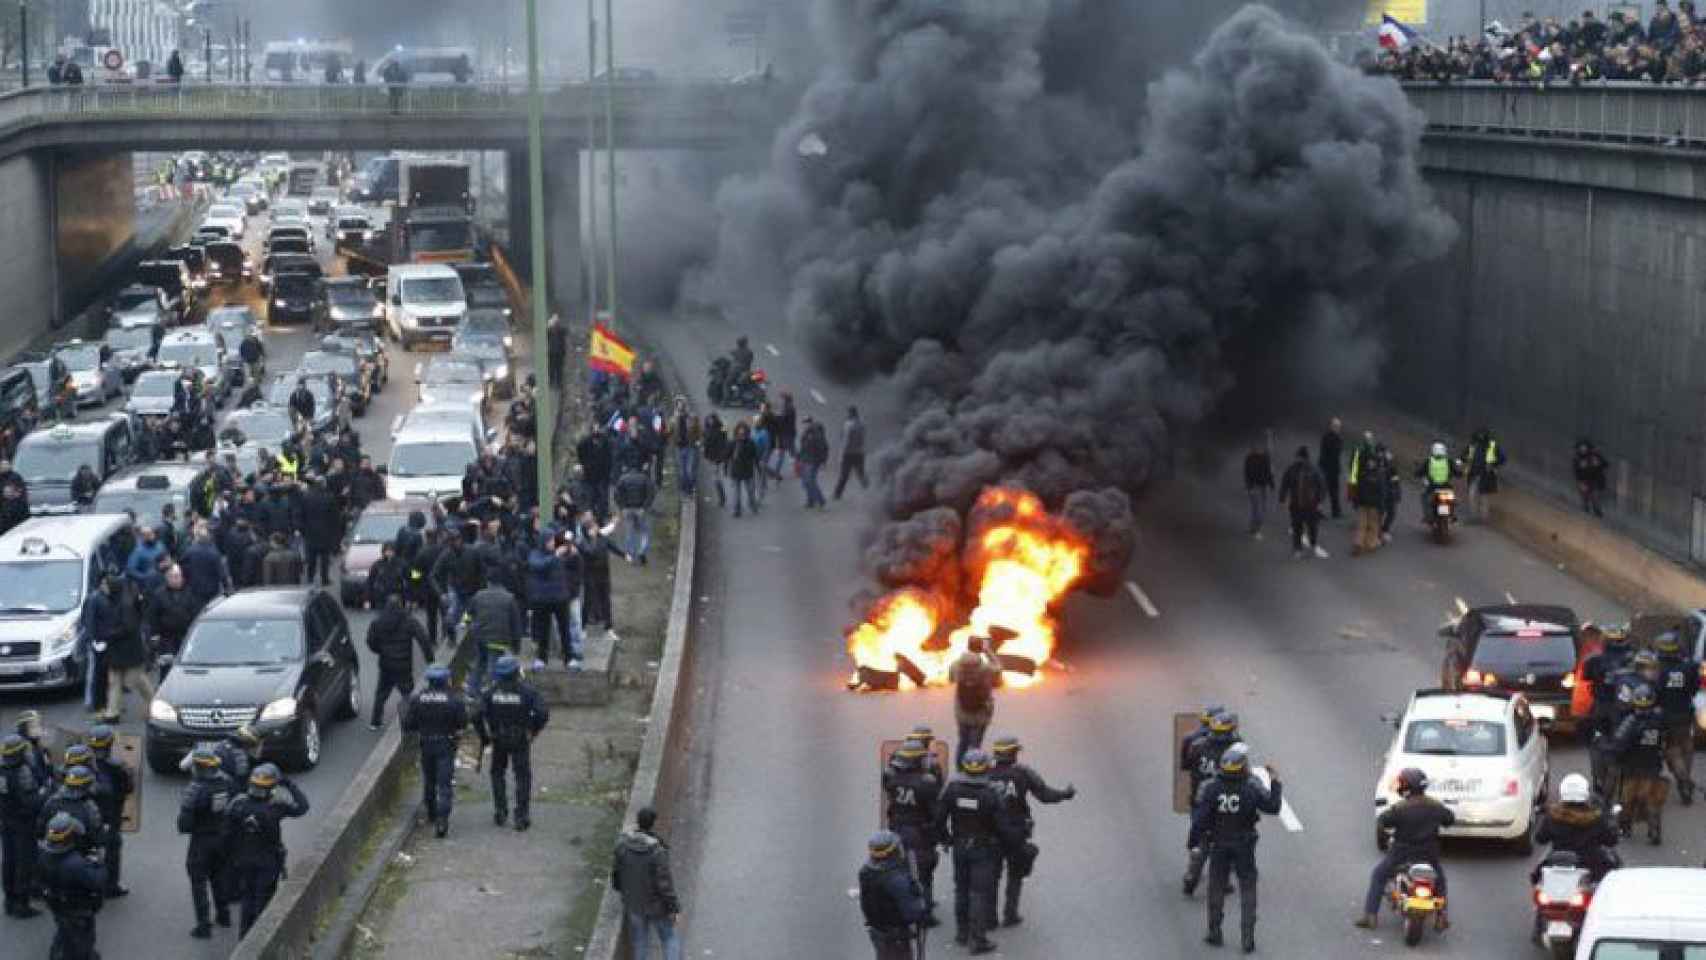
[1440,603,1582,731]
[269,273,318,327]
[452,263,511,317]
[136,259,195,323]
[145,587,360,773]
[0,367,38,458]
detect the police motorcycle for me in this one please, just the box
[706,355,767,409]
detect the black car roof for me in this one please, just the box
[200,586,317,620]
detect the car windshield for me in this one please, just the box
[158,341,218,367]
[337,217,369,230]
[205,243,243,268]
[179,618,303,666]
[1403,719,1507,757]
[138,266,182,289]
[301,352,356,377]
[274,202,306,218]
[112,290,156,312]
[408,221,471,252]
[390,441,474,477]
[209,204,242,218]
[15,438,100,482]
[55,345,100,371]
[352,511,409,544]
[424,361,482,384]
[92,484,187,522]
[132,374,177,398]
[270,239,310,256]
[274,276,316,298]
[0,559,83,613]
[1473,633,1577,673]
[1588,943,1706,959]
[105,328,153,352]
[228,409,293,443]
[460,315,508,338]
[197,226,230,238]
[229,182,256,196]
[403,277,463,302]
[312,188,339,201]
[327,286,374,308]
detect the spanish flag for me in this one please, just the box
[589,322,635,379]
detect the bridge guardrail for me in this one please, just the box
[1404,81,1706,148]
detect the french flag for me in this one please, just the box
[1378,14,1419,50]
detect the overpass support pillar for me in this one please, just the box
[506,147,581,319]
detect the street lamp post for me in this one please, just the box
[204,28,211,82]
[524,0,554,522]
[603,0,617,330]
[19,1,27,88]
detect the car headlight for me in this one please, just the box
[494,364,509,380]
[502,307,512,317]
[258,696,298,722]
[503,335,513,348]
[150,698,178,723]
[372,304,385,318]
[274,299,287,308]
[48,622,78,653]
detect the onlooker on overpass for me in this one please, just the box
[167,50,184,84]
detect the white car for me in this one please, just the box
[1374,689,1550,852]
[202,203,247,240]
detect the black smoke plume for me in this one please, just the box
[691,1,1454,608]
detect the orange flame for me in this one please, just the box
[846,488,1089,691]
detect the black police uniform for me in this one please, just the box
[0,758,44,915]
[1611,706,1668,839]
[37,789,104,856]
[37,843,107,960]
[90,754,133,894]
[215,738,254,784]
[859,854,928,960]
[987,758,1073,924]
[477,679,549,826]
[1182,732,1241,891]
[402,686,468,828]
[1190,768,1282,948]
[1583,645,1632,790]
[223,779,310,936]
[1656,654,1701,802]
[882,762,941,914]
[1363,795,1454,917]
[933,774,1005,950]
[177,771,238,930]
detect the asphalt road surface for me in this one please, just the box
[1,191,529,958]
[649,311,1702,959]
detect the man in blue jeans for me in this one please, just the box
[614,465,655,566]
[613,806,681,960]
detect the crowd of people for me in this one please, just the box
[1366,1,1706,84]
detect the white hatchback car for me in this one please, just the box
[1374,689,1550,852]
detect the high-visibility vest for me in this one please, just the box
[1427,456,1451,485]
[277,453,299,478]
[1484,440,1499,466]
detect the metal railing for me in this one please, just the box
[1405,81,1706,148]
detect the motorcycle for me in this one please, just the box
[706,355,768,409]
[1384,861,1445,947]
[1427,486,1458,544]
[1531,852,1594,960]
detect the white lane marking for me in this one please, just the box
[1254,766,1304,833]
[1124,580,1160,618]
[1505,591,1518,605]
[765,343,781,357]
[810,388,826,405]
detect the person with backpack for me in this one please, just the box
[950,635,1004,767]
[1278,445,1330,561]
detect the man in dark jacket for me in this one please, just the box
[1243,444,1274,538]
[260,533,303,586]
[860,829,928,959]
[349,456,385,510]
[1533,773,1620,883]
[366,595,433,730]
[93,575,154,723]
[179,529,229,606]
[465,577,523,692]
[1347,432,1384,556]
[525,533,573,669]
[148,565,204,661]
[1193,744,1283,952]
[1574,439,1608,517]
[300,479,343,587]
[835,406,867,499]
[575,425,615,521]
[70,466,100,507]
[1318,417,1344,519]
[797,415,830,509]
[613,807,681,958]
[1278,446,1329,561]
[1356,767,1454,930]
[987,735,1076,927]
[613,465,655,565]
[222,765,309,936]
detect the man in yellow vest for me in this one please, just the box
[1415,441,1459,522]
[1347,432,1384,555]
[1461,428,1506,523]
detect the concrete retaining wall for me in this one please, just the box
[55,150,136,322]
[0,151,57,360]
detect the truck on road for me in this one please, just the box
[346,157,477,275]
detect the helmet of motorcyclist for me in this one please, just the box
[14,709,40,738]
[42,812,84,853]
[1558,773,1592,806]
[1431,442,1447,458]
[1654,631,1683,656]
[425,664,451,688]
[1209,711,1239,735]
[751,368,767,384]
[960,749,991,776]
[1219,743,1251,777]
[1397,767,1429,797]
[248,763,282,798]
[1630,682,1658,709]
[867,830,902,861]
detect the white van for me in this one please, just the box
[0,514,136,691]
[386,421,479,501]
[1576,867,1706,958]
[384,264,467,350]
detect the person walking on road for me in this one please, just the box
[950,635,1003,767]
[166,50,184,83]
[1243,444,1274,539]
[92,575,153,723]
[177,744,236,937]
[1319,417,1344,520]
[1462,427,1506,523]
[835,405,868,499]
[859,829,929,960]
[797,415,830,509]
[366,595,433,731]
[222,764,308,937]
[613,806,682,960]
[475,655,549,831]
[1192,743,1282,953]
[401,665,467,838]
[727,422,760,518]
[1278,446,1329,560]
[670,398,699,497]
[85,726,132,898]
[1347,432,1384,556]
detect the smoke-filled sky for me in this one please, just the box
[686,0,1455,602]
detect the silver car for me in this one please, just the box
[52,341,123,406]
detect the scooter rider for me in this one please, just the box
[987,734,1075,928]
[1356,767,1455,931]
[1183,711,1242,896]
[1192,743,1282,953]
[882,738,942,927]
[1533,773,1621,883]
[1414,442,1459,520]
[1652,630,1700,805]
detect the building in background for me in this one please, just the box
[87,0,178,69]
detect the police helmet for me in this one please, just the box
[233,724,262,749]
[1605,625,1631,647]
[961,749,992,775]
[493,655,521,682]
[248,763,281,796]
[1397,767,1429,797]
[1632,650,1661,674]
[425,665,452,688]
[0,732,24,762]
[1630,682,1658,709]
[62,743,94,769]
[62,764,95,790]
[1209,711,1239,735]
[86,724,115,751]
[1654,631,1683,656]
[867,830,902,860]
[1218,743,1251,777]
[909,723,934,745]
[190,743,223,776]
[42,812,84,852]
[1198,704,1226,726]
[892,739,927,769]
[1431,442,1447,458]
[14,709,41,736]
[1558,773,1591,806]
[991,734,1021,759]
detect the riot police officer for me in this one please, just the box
[1179,704,1226,778]
[1183,711,1242,896]
[909,723,946,783]
[987,734,1075,927]
[476,656,548,831]
[37,763,103,857]
[13,710,52,784]
[882,737,941,926]
[858,829,928,960]
[933,749,1004,955]
[0,733,44,917]
[1583,626,1634,793]
[1611,682,1669,844]
[36,813,106,960]
[402,664,467,838]
[1191,743,1282,953]
[223,764,309,936]
[177,744,237,937]
[1653,630,1700,805]
[84,725,132,897]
